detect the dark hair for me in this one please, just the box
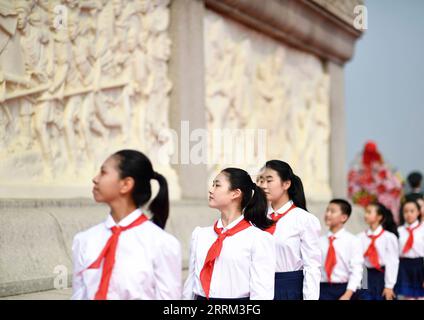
[399,199,422,226]
[221,168,274,230]
[370,202,398,237]
[113,149,169,229]
[265,160,307,211]
[407,171,422,189]
[330,198,352,218]
[405,193,423,203]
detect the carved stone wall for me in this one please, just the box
[0,0,180,199]
[205,11,331,200]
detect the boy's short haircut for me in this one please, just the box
[407,172,422,189]
[330,198,352,218]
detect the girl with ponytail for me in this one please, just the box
[183,168,276,300]
[357,202,399,300]
[71,149,181,300]
[259,160,321,300]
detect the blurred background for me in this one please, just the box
[346,0,424,186]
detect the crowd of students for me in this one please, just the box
[71,150,424,300]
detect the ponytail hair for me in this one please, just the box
[265,160,307,211]
[113,149,169,229]
[150,172,169,229]
[373,202,399,237]
[222,168,274,230]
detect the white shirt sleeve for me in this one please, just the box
[384,233,399,289]
[347,236,364,292]
[154,234,182,299]
[249,231,276,300]
[71,233,87,300]
[300,214,322,300]
[182,227,200,300]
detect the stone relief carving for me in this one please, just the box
[0,0,180,199]
[205,11,332,200]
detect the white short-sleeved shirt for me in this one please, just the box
[183,215,276,300]
[268,200,322,300]
[71,208,182,300]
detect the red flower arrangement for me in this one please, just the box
[348,141,404,223]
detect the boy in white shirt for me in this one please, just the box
[319,199,363,300]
